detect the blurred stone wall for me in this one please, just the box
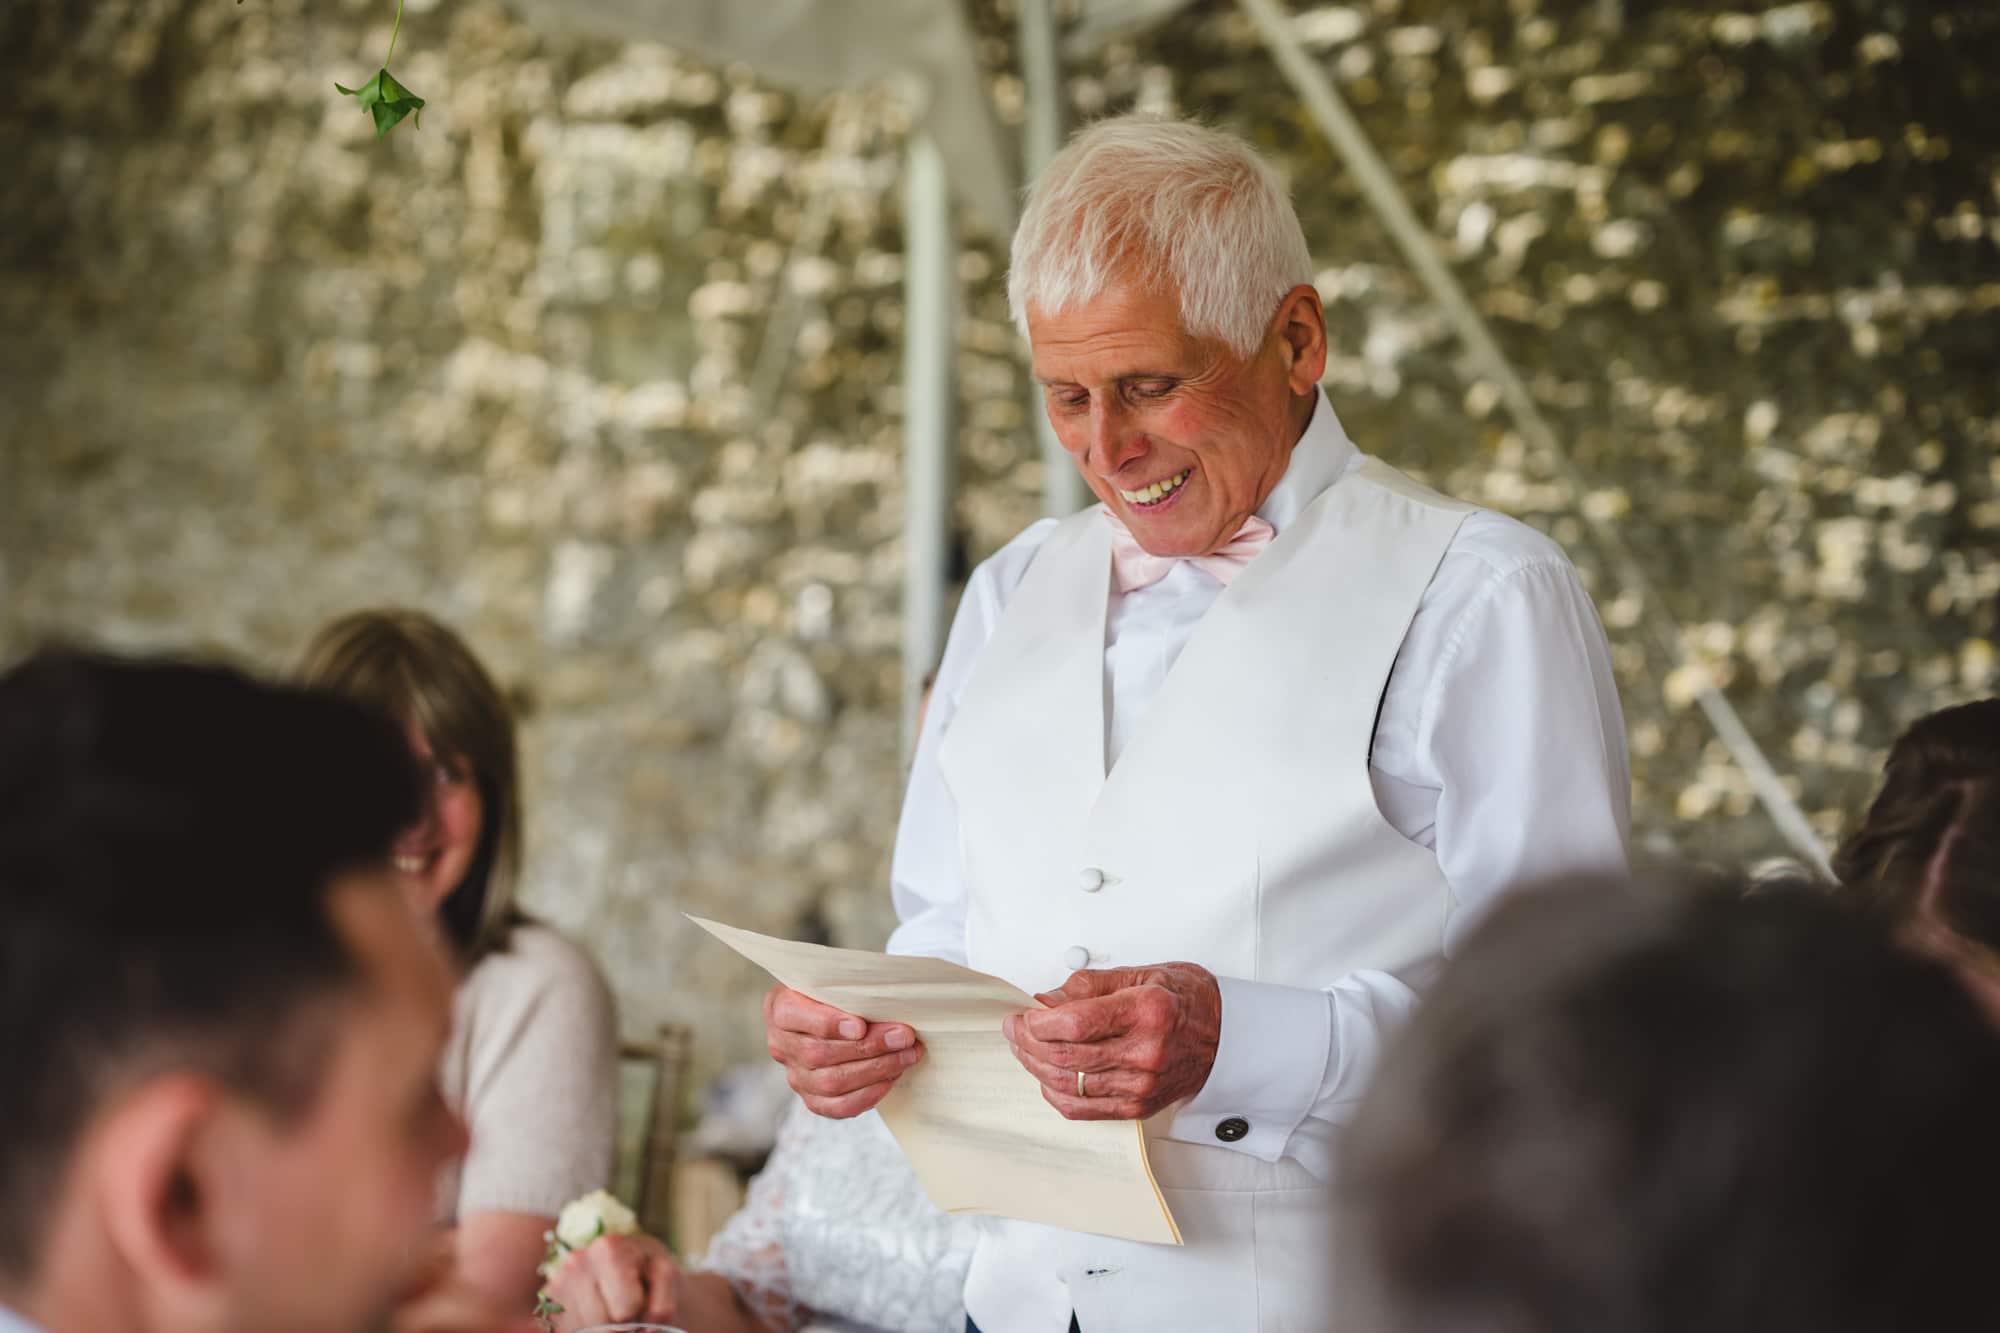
[2,0,1996,1083]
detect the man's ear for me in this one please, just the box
[1273,284,1328,393]
[93,1074,236,1325]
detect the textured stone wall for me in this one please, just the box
[3,0,1996,1083]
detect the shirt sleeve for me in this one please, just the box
[1424,558,1632,927]
[453,929,621,1218]
[1170,554,1630,1166]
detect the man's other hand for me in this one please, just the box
[1003,963,1222,1120]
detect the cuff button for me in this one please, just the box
[1215,1117,1250,1143]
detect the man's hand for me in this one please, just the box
[763,984,924,1117]
[1003,964,1222,1121]
[543,1233,684,1332]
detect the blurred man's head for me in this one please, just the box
[1345,873,2000,1333]
[0,650,465,1333]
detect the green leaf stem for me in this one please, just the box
[335,0,424,138]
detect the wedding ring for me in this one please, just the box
[1077,1070,1088,1099]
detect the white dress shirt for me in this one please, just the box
[888,390,1630,1172]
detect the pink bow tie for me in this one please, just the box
[1103,507,1276,593]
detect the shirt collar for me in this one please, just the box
[1256,387,1359,534]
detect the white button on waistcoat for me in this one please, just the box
[1062,945,1090,972]
[1078,867,1106,893]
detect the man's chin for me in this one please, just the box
[356,1296,404,1333]
[1125,518,1218,559]
[219,1296,389,1333]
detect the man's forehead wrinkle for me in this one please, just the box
[1038,327,1177,364]
[1036,337,1207,389]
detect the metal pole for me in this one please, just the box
[1237,0,1831,876]
[902,130,957,754]
[1017,0,1088,517]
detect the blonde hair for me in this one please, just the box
[1008,114,1316,357]
[297,609,521,957]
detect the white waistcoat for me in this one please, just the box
[938,459,1471,1333]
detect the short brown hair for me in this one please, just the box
[0,650,421,1280]
[297,609,521,957]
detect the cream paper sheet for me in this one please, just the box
[689,916,1182,1246]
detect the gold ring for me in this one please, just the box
[1077,1070,1088,1098]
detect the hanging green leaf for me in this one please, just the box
[336,67,425,137]
[336,0,425,139]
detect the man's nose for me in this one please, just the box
[1080,398,1148,474]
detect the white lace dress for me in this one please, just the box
[702,1101,978,1333]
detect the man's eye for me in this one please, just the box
[1130,379,1176,400]
[1049,387,1088,411]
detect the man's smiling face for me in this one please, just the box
[1030,280,1320,558]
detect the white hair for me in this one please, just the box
[1007,114,1316,358]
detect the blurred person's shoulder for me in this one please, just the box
[460,919,614,1020]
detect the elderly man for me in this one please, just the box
[763,116,1630,1332]
[0,651,531,1333]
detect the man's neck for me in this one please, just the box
[1285,386,1317,446]
[9,1234,156,1333]
[0,1283,52,1333]
[1264,389,1319,502]
[0,1287,41,1333]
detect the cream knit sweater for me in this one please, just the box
[436,921,619,1220]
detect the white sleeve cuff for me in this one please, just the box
[1165,976,1332,1162]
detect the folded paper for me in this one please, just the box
[690,915,1181,1246]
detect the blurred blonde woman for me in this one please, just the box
[300,609,618,1315]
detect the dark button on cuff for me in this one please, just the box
[1215,1116,1250,1143]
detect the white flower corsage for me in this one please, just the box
[534,1188,642,1325]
